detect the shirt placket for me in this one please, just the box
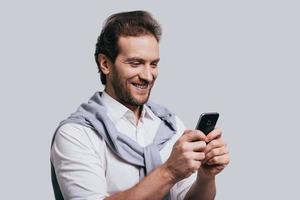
[136,121,146,147]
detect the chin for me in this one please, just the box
[135,97,149,105]
[131,94,150,106]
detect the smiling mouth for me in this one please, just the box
[131,82,149,89]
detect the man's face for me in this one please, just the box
[105,35,160,108]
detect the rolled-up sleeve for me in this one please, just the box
[51,123,109,200]
[170,173,197,200]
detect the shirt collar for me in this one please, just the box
[101,91,155,124]
[101,91,129,124]
[143,104,156,120]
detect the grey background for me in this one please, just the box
[0,0,299,199]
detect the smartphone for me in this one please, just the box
[195,112,219,135]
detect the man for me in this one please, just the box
[51,10,230,200]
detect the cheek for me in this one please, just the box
[114,67,134,81]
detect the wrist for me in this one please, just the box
[196,171,215,184]
[159,164,178,185]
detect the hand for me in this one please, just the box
[163,130,207,182]
[198,128,230,179]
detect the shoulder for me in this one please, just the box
[56,123,100,143]
[51,123,106,158]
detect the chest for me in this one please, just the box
[100,114,178,194]
[102,134,177,195]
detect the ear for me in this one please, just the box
[98,54,112,75]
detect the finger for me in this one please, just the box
[205,153,230,166]
[188,140,206,152]
[206,128,222,143]
[205,137,226,154]
[185,151,206,161]
[189,160,202,173]
[181,130,206,142]
[204,146,229,162]
[191,152,206,161]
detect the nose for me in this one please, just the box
[139,66,153,82]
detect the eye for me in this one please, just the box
[151,62,159,68]
[129,62,141,67]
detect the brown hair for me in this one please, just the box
[94,10,162,84]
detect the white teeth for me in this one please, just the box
[132,83,147,89]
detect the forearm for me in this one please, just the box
[184,175,216,200]
[105,165,176,200]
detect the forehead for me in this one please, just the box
[117,35,159,60]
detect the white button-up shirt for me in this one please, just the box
[51,92,197,200]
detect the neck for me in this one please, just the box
[126,104,143,123]
[104,88,143,123]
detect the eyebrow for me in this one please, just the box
[124,57,160,63]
